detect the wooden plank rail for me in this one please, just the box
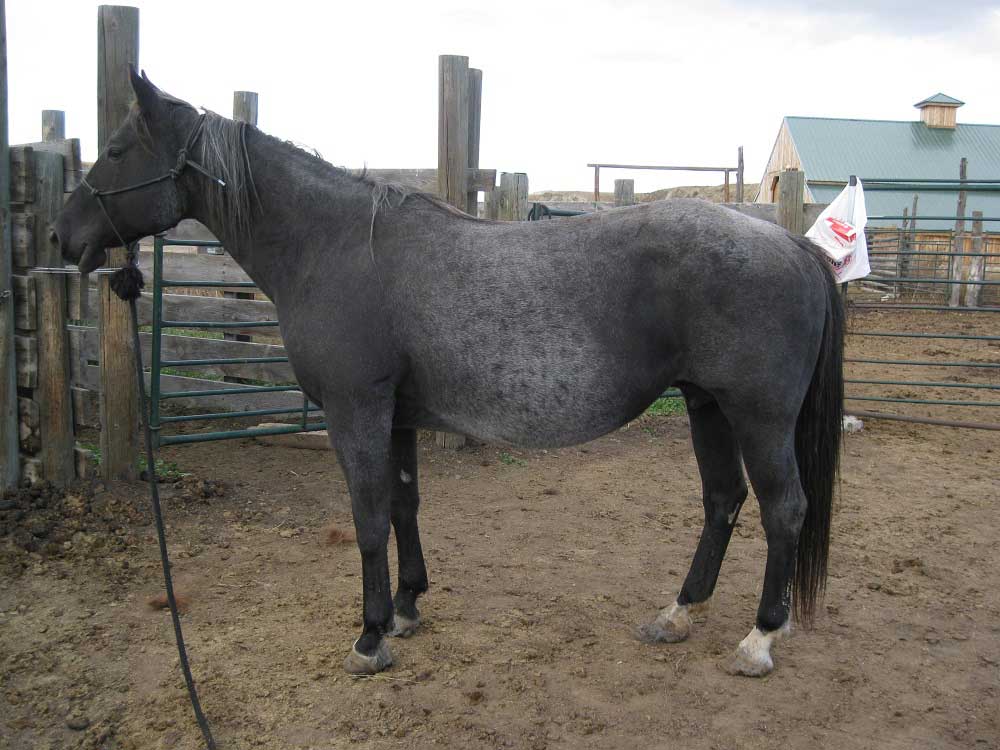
[77,364,309,416]
[138,248,254,285]
[70,325,295,383]
[69,277,283,340]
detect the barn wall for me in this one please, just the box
[754,120,806,203]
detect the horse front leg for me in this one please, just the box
[328,394,397,675]
[388,427,428,637]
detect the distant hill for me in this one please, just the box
[529,183,760,205]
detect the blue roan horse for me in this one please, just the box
[53,70,843,678]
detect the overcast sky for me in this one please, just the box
[7,0,1000,193]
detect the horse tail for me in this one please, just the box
[792,237,845,625]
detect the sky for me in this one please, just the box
[6,0,1000,194]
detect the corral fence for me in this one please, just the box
[0,4,542,487]
[842,174,998,430]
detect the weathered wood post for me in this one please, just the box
[496,173,529,221]
[232,90,258,126]
[466,69,482,216]
[437,55,469,211]
[225,91,258,346]
[0,0,17,489]
[614,179,635,207]
[776,168,805,234]
[965,211,985,307]
[435,54,470,449]
[948,157,968,307]
[97,5,140,479]
[735,146,744,203]
[30,147,74,484]
[42,110,65,142]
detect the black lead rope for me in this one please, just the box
[97,111,228,749]
[113,255,217,750]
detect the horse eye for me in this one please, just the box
[108,146,123,160]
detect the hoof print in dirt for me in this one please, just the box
[343,641,394,675]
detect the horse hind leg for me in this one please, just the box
[722,412,805,677]
[638,391,748,644]
[388,428,428,638]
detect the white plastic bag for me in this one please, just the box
[805,178,870,283]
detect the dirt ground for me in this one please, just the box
[2,400,998,749]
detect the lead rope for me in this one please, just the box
[112,255,217,750]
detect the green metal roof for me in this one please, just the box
[785,116,1000,229]
[914,93,965,107]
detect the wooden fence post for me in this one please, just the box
[776,168,805,234]
[436,55,471,449]
[42,110,65,142]
[965,211,984,307]
[30,149,74,484]
[97,4,140,479]
[735,146,744,203]
[496,173,529,220]
[225,91,258,347]
[466,68,482,216]
[0,0,18,489]
[614,179,635,207]
[948,157,968,307]
[437,55,469,211]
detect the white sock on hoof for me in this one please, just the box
[725,623,790,677]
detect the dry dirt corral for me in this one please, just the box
[1,412,998,750]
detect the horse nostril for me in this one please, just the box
[48,228,60,247]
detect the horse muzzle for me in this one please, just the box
[50,225,107,274]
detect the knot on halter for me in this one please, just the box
[110,243,145,302]
[171,148,189,178]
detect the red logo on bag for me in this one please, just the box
[824,217,857,247]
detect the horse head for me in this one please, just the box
[51,68,200,273]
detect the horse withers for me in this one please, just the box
[52,69,843,678]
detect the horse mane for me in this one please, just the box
[191,111,262,245]
[134,105,473,257]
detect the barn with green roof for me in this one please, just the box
[754,94,1000,230]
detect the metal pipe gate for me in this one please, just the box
[149,235,326,447]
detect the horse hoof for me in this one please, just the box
[343,640,393,675]
[636,602,691,644]
[721,625,787,677]
[389,612,420,638]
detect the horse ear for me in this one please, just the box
[129,66,161,114]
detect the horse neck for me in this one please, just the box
[185,127,375,300]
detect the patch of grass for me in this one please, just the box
[76,442,183,480]
[145,457,187,481]
[499,451,526,467]
[77,441,101,464]
[646,397,687,417]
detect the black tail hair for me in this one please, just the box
[792,237,845,625]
